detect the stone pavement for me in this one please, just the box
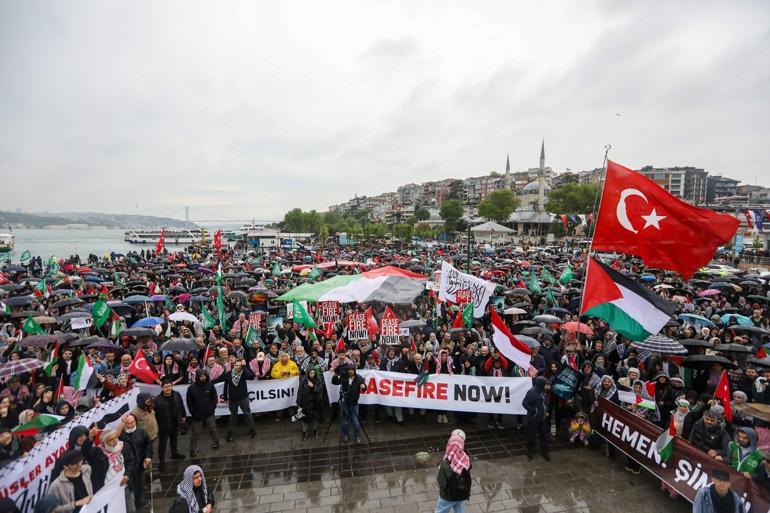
[143,413,691,513]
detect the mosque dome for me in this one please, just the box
[522,181,551,192]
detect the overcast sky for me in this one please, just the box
[1,1,768,222]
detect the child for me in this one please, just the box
[569,412,591,446]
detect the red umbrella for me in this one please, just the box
[561,322,594,336]
[76,267,93,274]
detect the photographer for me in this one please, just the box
[331,365,366,443]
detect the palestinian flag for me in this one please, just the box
[70,354,94,391]
[655,415,677,462]
[12,414,65,436]
[44,342,59,376]
[618,390,656,410]
[110,312,123,339]
[34,279,48,299]
[580,257,675,341]
[452,303,473,329]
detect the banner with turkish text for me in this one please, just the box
[0,389,138,513]
[80,479,127,513]
[593,397,769,512]
[323,370,529,414]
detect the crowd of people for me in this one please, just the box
[0,240,769,513]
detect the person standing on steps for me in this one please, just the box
[523,376,551,461]
[435,429,472,513]
[215,358,256,441]
[186,369,220,457]
[154,378,187,471]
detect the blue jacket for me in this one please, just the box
[692,484,746,513]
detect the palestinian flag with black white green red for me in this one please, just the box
[580,257,675,341]
[12,414,65,436]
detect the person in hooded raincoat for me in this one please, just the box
[435,429,471,513]
[523,376,551,461]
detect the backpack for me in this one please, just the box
[444,465,472,501]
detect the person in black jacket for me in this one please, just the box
[51,425,109,492]
[154,379,186,471]
[523,376,551,461]
[168,465,215,513]
[215,358,255,442]
[186,369,220,457]
[120,414,152,509]
[331,365,366,443]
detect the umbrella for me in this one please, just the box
[86,340,125,354]
[546,307,571,316]
[678,313,713,326]
[124,295,152,304]
[561,322,593,336]
[639,274,656,282]
[520,326,551,336]
[51,297,84,309]
[16,334,59,347]
[66,337,100,347]
[507,288,530,296]
[747,357,770,369]
[0,358,44,380]
[228,291,248,299]
[720,314,752,326]
[513,320,537,327]
[532,314,562,324]
[698,289,721,297]
[150,294,167,302]
[169,311,199,323]
[79,336,112,347]
[746,295,769,303]
[120,327,155,338]
[678,338,713,349]
[503,307,527,315]
[57,311,92,321]
[401,319,427,328]
[739,280,761,287]
[159,338,198,352]
[131,317,165,328]
[713,343,753,355]
[728,325,770,336]
[2,296,38,307]
[515,334,540,348]
[631,335,688,355]
[680,354,735,370]
[33,316,58,325]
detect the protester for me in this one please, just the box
[434,429,471,513]
[119,414,152,509]
[331,365,366,444]
[215,358,256,441]
[154,379,186,471]
[692,467,747,513]
[186,369,220,457]
[98,429,134,513]
[168,465,215,513]
[48,450,93,513]
[523,376,550,461]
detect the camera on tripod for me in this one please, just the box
[291,407,305,422]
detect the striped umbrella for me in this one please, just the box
[0,358,44,381]
[631,335,688,355]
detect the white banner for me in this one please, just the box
[81,479,127,513]
[438,261,497,317]
[323,370,530,414]
[137,377,299,416]
[0,389,138,513]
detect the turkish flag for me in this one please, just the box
[214,229,222,256]
[364,307,379,337]
[592,161,739,278]
[129,349,160,384]
[155,228,165,254]
[714,370,733,423]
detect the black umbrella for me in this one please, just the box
[520,326,551,336]
[159,338,198,352]
[16,334,59,348]
[51,297,85,309]
[508,288,531,296]
[86,340,126,354]
[681,354,735,370]
[120,327,155,338]
[729,325,770,336]
[546,307,571,316]
[747,357,770,369]
[678,339,713,349]
[57,310,93,321]
[3,296,39,307]
[713,343,753,355]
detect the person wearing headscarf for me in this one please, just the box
[652,372,675,428]
[51,426,109,493]
[55,400,75,424]
[168,465,215,513]
[435,429,472,513]
[296,368,322,440]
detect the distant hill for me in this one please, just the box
[0,210,194,229]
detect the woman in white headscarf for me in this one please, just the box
[169,465,215,513]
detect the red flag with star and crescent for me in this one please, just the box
[592,161,739,278]
[129,349,160,384]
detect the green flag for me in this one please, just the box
[34,278,48,299]
[559,265,574,284]
[546,290,559,307]
[23,316,45,335]
[542,268,556,285]
[529,273,542,294]
[113,272,124,288]
[244,325,261,348]
[461,302,473,328]
[201,308,217,330]
[92,299,111,329]
[0,302,10,315]
[215,264,228,330]
[19,250,31,264]
[308,267,321,280]
[271,262,281,276]
[47,256,59,275]
[291,300,317,328]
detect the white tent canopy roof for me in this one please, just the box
[470,221,514,233]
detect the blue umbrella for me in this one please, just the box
[639,274,656,282]
[131,316,166,328]
[124,295,152,304]
[720,314,752,326]
[679,313,713,327]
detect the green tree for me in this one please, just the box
[546,183,600,214]
[305,210,322,234]
[547,221,566,237]
[319,224,330,247]
[394,223,414,241]
[439,199,464,233]
[283,208,306,232]
[447,180,465,201]
[414,207,430,221]
[348,222,362,242]
[414,224,433,238]
[477,189,520,223]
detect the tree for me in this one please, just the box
[477,189,520,223]
[394,223,414,241]
[447,180,465,201]
[282,208,306,232]
[305,210,322,234]
[319,224,330,247]
[439,200,464,233]
[414,207,430,221]
[546,183,600,214]
[414,224,433,238]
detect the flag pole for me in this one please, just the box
[576,144,611,336]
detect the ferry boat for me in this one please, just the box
[0,233,14,253]
[124,229,203,245]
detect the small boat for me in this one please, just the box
[0,233,14,253]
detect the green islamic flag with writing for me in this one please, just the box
[113,272,124,288]
[92,299,111,329]
[201,308,216,330]
[244,325,261,348]
[19,250,32,263]
[0,253,9,263]
[23,316,45,335]
[47,256,60,275]
[461,302,474,328]
[542,267,556,285]
[559,264,574,284]
[546,290,558,307]
[292,300,316,328]
[529,273,542,294]
[308,267,321,280]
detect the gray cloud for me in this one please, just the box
[1,0,768,222]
